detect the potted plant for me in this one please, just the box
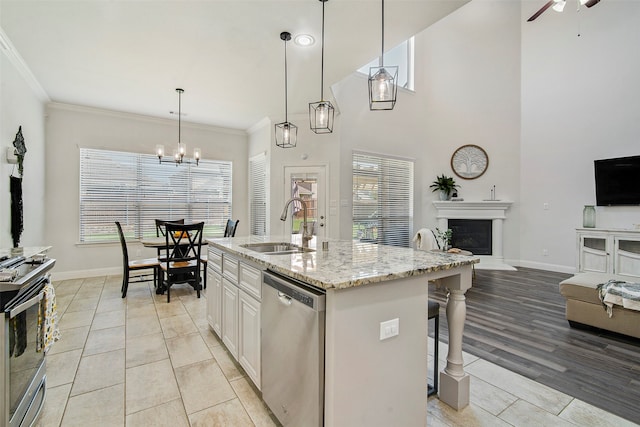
[430,174,459,201]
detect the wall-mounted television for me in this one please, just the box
[594,155,640,206]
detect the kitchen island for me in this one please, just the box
[206,236,478,426]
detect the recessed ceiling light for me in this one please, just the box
[294,34,315,47]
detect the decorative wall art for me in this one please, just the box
[10,126,26,248]
[450,144,488,180]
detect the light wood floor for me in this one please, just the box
[429,267,640,424]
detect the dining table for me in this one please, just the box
[140,236,208,294]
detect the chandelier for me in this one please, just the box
[155,88,201,165]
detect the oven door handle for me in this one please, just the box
[9,291,43,318]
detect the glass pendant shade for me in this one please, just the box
[368,0,398,111]
[275,31,297,148]
[368,65,398,110]
[275,121,298,149]
[309,0,334,134]
[309,101,334,134]
[552,0,566,12]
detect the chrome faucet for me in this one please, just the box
[280,197,313,248]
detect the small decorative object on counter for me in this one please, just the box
[583,205,596,228]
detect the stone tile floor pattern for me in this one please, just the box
[33,275,638,426]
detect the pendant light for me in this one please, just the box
[275,32,298,148]
[309,0,334,134]
[156,88,201,165]
[368,0,398,111]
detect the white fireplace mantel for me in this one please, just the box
[433,200,514,270]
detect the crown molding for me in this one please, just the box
[47,101,247,136]
[0,26,49,102]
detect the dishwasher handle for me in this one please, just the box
[277,292,293,306]
[263,270,326,311]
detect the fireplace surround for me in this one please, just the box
[433,201,513,270]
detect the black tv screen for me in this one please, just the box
[594,155,640,206]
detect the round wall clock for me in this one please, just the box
[450,144,488,180]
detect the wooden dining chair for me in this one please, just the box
[155,219,185,237]
[159,222,204,303]
[155,219,184,258]
[224,219,239,237]
[115,221,160,298]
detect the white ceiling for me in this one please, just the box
[0,0,470,130]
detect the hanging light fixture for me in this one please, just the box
[156,88,201,165]
[309,0,334,134]
[275,32,298,148]
[368,0,398,111]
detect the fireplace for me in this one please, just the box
[449,219,492,255]
[432,200,513,269]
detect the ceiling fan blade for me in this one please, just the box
[527,0,554,22]
[584,0,601,8]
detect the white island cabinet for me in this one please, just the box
[206,245,263,389]
[207,236,478,426]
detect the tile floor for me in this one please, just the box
[33,275,638,427]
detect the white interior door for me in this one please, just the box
[284,166,327,244]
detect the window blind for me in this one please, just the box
[249,153,267,236]
[79,148,232,243]
[352,151,414,247]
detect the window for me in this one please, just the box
[358,37,414,91]
[353,151,414,247]
[249,153,267,236]
[79,148,232,243]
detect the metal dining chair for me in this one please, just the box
[159,222,204,303]
[115,221,160,298]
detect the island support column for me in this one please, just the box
[438,266,473,410]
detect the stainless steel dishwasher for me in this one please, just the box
[261,270,326,426]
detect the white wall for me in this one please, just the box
[45,103,248,277]
[334,0,522,251]
[520,0,640,272]
[0,37,47,249]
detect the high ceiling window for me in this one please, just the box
[79,148,232,243]
[358,37,415,91]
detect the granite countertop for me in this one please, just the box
[206,236,479,290]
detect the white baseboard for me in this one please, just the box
[51,266,121,281]
[512,259,576,274]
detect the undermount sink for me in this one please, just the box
[240,242,315,255]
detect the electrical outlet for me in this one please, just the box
[136,248,142,257]
[542,249,548,256]
[543,202,549,210]
[379,318,399,340]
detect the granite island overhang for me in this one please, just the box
[206,236,478,290]
[206,236,479,425]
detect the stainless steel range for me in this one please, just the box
[0,251,55,427]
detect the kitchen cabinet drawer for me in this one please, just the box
[208,247,223,273]
[239,263,262,300]
[222,255,239,282]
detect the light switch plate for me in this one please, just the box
[379,318,399,340]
